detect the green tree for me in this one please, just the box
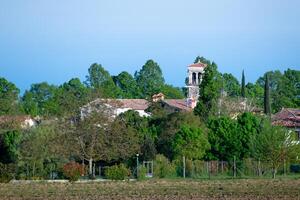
[222,73,240,97]
[250,119,300,178]
[135,60,165,98]
[156,112,202,159]
[113,71,141,98]
[194,56,210,64]
[117,110,155,160]
[245,82,264,106]
[18,125,64,178]
[71,111,140,176]
[257,70,282,91]
[161,84,184,99]
[272,69,300,112]
[55,78,89,117]
[241,70,245,98]
[0,77,20,115]
[0,130,22,163]
[256,69,300,113]
[206,117,241,161]
[22,92,38,116]
[22,82,58,116]
[85,63,121,98]
[236,112,260,158]
[194,60,222,120]
[172,125,210,160]
[117,110,149,136]
[264,74,271,116]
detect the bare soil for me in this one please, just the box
[1,179,300,200]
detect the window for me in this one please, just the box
[192,73,196,84]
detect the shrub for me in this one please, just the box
[105,164,130,180]
[62,162,84,182]
[0,163,14,183]
[137,165,147,180]
[154,154,176,178]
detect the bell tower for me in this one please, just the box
[186,61,207,108]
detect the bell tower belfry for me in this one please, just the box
[186,61,207,108]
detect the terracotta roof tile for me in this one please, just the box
[163,99,192,111]
[117,99,150,110]
[272,108,300,127]
[188,63,207,68]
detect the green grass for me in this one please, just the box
[1,178,300,199]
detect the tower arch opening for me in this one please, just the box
[192,72,197,85]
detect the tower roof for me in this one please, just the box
[188,62,207,68]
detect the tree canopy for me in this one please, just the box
[194,59,222,120]
[85,63,121,98]
[0,77,20,115]
[135,60,165,98]
[172,125,210,160]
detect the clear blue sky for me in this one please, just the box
[1,0,299,93]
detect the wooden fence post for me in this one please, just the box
[233,156,237,178]
[183,156,186,178]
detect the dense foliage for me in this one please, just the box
[194,59,222,120]
[105,164,131,180]
[0,57,299,180]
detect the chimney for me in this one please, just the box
[152,93,165,102]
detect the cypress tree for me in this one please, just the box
[194,61,222,120]
[241,70,245,98]
[264,74,271,115]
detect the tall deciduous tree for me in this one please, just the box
[161,84,184,99]
[135,60,165,98]
[194,60,222,120]
[273,69,300,112]
[241,70,245,98]
[172,125,210,160]
[222,73,240,97]
[250,119,300,178]
[113,71,141,98]
[156,112,202,159]
[245,82,264,106]
[264,74,271,116]
[18,125,63,178]
[0,77,20,115]
[85,63,121,98]
[236,112,260,158]
[117,110,154,160]
[56,78,89,117]
[206,117,241,161]
[22,92,38,117]
[194,56,210,64]
[22,82,58,116]
[256,69,299,113]
[71,111,140,176]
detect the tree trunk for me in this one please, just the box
[32,162,36,177]
[89,158,93,176]
[272,168,277,179]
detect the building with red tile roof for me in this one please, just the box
[272,108,300,140]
